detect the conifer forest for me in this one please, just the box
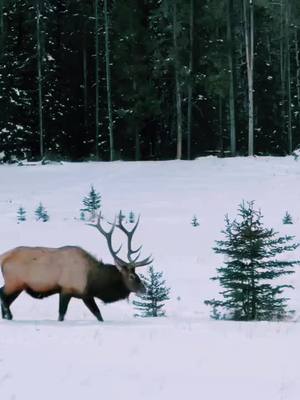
[1,0,300,162]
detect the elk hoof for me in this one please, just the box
[3,312,12,320]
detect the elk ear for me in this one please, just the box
[119,265,136,278]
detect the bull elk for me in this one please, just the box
[0,212,152,321]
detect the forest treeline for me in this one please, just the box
[0,0,300,162]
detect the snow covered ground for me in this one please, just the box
[0,156,300,400]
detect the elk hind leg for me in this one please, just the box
[83,297,103,321]
[0,287,21,320]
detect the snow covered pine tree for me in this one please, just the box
[133,266,170,317]
[81,185,101,221]
[205,201,300,321]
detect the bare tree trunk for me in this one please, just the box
[295,27,300,135]
[285,1,292,154]
[95,0,100,159]
[173,1,183,160]
[187,0,194,160]
[0,0,3,126]
[82,23,88,131]
[36,0,44,159]
[104,0,114,161]
[133,79,140,161]
[266,31,272,64]
[278,1,286,150]
[0,0,4,65]
[227,0,236,156]
[0,0,3,37]
[218,95,224,157]
[280,0,285,97]
[243,0,254,156]
[295,28,300,111]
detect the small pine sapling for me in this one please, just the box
[191,215,200,227]
[282,211,293,225]
[205,201,300,321]
[35,203,49,222]
[129,211,135,224]
[133,266,170,317]
[17,207,26,222]
[81,185,101,221]
[80,211,86,221]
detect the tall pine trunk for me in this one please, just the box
[0,0,3,68]
[295,28,300,109]
[95,0,100,159]
[284,1,292,154]
[0,0,3,129]
[295,27,300,133]
[82,22,88,131]
[133,78,140,161]
[243,0,254,156]
[36,0,44,159]
[218,95,224,157]
[280,0,285,97]
[104,0,114,161]
[227,0,236,156]
[0,0,3,38]
[280,0,287,146]
[173,1,183,160]
[187,0,194,160]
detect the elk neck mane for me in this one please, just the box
[85,253,131,303]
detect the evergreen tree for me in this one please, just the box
[205,201,300,321]
[17,206,26,222]
[81,185,101,220]
[128,211,135,224]
[282,211,293,224]
[0,0,36,162]
[1,0,300,160]
[35,202,49,222]
[133,265,170,317]
[191,215,199,227]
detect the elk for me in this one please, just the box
[0,212,152,321]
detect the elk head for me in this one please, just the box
[93,211,152,295]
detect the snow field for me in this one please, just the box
[0,156,300,399]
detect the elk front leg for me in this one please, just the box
[82,297,103,321]
[58,293,71,321]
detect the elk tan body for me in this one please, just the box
[0,213,152,321]
[1,246,91,296]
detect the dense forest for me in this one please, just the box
[0,0,300,161]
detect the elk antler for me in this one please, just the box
[92,212,127,268]
[114,211,153,268]
[92,211,153,269]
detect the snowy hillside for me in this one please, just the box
[0,156,300,400]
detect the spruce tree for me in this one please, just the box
[80,210,86,221]
[133,266,170,317]
[191,215,199,227]
[81,185,101,220]
[35,203,49,222]
[17,206,26,222]
[282,211,293,224]
[205,201,300,321]
[129,211,135,224]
